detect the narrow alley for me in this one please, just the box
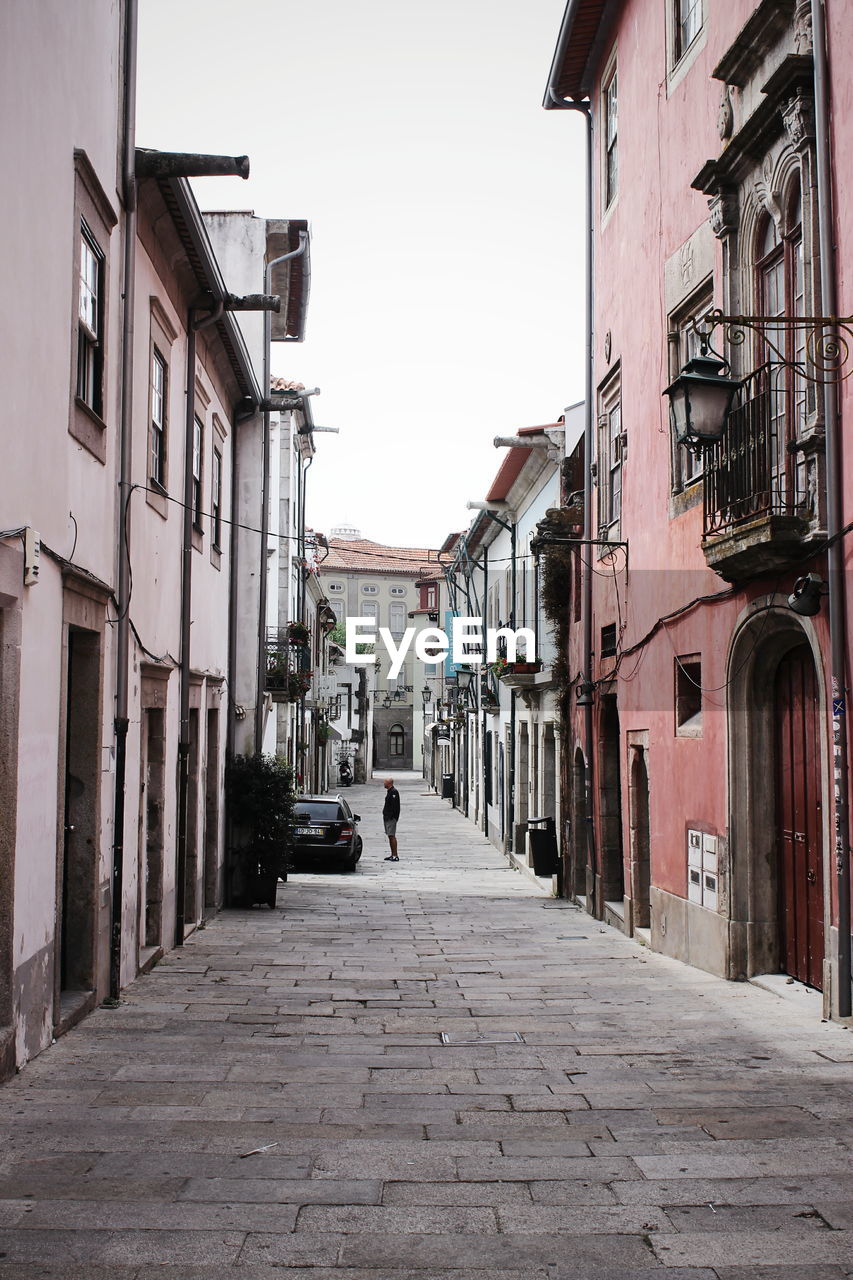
[0,776,851,1279]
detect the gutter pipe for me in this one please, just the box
[545,88,596,908]
[175,296,223,948]
[812,0,851,1017]
[110,0,138,1002]
[254,233,309,752]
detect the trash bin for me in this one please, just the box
[441,773,454,800]
[527,815,560,878]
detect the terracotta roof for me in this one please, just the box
[485,425,557,503]
[270,377,306,392]
[320,538,441,577]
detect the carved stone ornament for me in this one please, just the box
[708,190,738,239]
[680,240,695,287]
[781,92,815,150]
[718,86,734,141]
[794,2,813,53]
[754,155,783,228]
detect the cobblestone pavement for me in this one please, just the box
[1,773,852,1279]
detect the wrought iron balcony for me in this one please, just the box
[702,364,823,580]
[264,628,312,702]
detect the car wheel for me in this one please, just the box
[341,853,358,873]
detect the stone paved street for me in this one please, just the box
[1,774,852,1279]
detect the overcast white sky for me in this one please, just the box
[137,0,585,549]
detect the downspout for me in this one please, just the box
[254,236,309,752]
[812,0,852,1017]
[109,0,138,1002]
[548,89,596,909]
[298,452,314,787]
[508,520,517,855]
[482,543,489,834]
[176,296,224,947]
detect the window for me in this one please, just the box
[675,655,702,736]
[669,287,712,495]
[674,0,703,62]
[330,598,344,624]
[600,623,617,658]
[360,601,378,622]
[150,348,167,488]
[427,585,437,609]
[389,602,406,637]
[756,185,806,507]
[211,448,223,548]
[597,372,623,533]
[192,417,203,529]
[361,584,378,595]
[389,724,405,757]
[328,582,344,593]
[77,222,104,414]
[390,586,406,597]
[603,60,618,210]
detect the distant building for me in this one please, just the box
[318,534,443,773]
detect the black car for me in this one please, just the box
[291,795,363,872]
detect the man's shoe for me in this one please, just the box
[384,855,399,861]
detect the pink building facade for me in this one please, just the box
[545,0,852,1017]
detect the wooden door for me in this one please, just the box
[775,644,824,989]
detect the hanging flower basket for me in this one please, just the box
[316,722,332,745]
[285,670,313,702]
[287,621,311,646]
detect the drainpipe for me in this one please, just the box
[812,0,851,1017]
[175,297,223,948]
[547,90,596,908]
[109,0,138,1003]
[254,235,309,753]
[482,543,489,834]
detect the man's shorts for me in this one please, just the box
[384,819,398,837]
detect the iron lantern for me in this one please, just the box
[421,684,432,705]
[663,354,741,450]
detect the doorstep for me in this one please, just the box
[507,849,554,895]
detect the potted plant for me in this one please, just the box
[226,754,296,908]
[286,620,311,646]
[286,669,312,702]
[316,721,331,745]
[489,656,509,678]
[509,659,543,675]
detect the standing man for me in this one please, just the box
[383,777,401,861]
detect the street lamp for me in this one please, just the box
[382,694,392,710]
[421,684,432,706]
[663,353,741,451]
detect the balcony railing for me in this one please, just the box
[264,627,312,701]
[703,364,808,537]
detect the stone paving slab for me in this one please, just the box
[0,776,851,1276]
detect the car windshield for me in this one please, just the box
[294,802,345,823]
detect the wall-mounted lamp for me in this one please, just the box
[576,681,595,707]
[787,572,827,616]
[663,354,741,452]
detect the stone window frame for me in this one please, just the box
[595,363,624,544]
[600,47,619,221]
[69,151,117,464]
[145,297,178,520]
[668,278,714,507]
[210,414,227,569]
[191,379,211,553]
[666,0,707,90]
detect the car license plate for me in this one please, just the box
[296,826,324,836]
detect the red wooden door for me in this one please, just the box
[775,644,824,989]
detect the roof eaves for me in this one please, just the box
[158,176,261,406]
[542,0,613,106]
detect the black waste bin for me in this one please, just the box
[441,773,454,800]
[527,815,560,879]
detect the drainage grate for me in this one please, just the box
[556,935,589,940]
[440,1031,524,1045]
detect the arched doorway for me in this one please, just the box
[629,746,651,929]
[571,747,589,902]
[727,607,828,989]
[598,696,624,913]
[775,644,824,988]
